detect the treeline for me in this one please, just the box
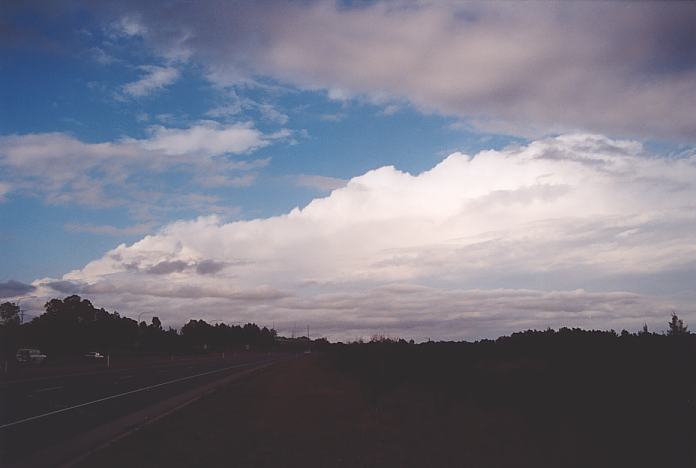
[330,318,694,399]
[1,295,693,363]
[330,323,695,388]
[0,295,278,358]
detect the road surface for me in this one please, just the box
[0,353,284,466]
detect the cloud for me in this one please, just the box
[318,113,345,123]
[206,103,243,118]
[146,260,189,275]
[294,174,347,192]
[121,65,180,98]
[89,47,117,65]
[205,92,290,128]
[380,105,400,116]
[137,121,270,155]
[95,1,696,141]
[195,173,258,188]
[257,103,289,125]
[45,280,84,295]
[0,280,36,298]
[65,222,156,236]
[0,121,286,212]
[195,260,228,275]
[30,134,696,339]
[0,182,9,202]
[112,16,147,38]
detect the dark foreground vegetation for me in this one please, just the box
[3,296,695,466]
[0,296,282,362]
[328,328,695,467]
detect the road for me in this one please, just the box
[0,353,284,466]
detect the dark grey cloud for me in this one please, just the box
[146,260,189,274]
[7,2,696,140]
[65,0,696,142]
[0,280,36,298]
[46,280,84,294]
[195,260,227,275]
[122,259,233,275]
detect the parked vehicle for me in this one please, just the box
[84,351,105,359]
[16,348,47,364]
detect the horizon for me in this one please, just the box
[4,292,688,345]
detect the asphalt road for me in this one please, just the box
[0,353,284,466]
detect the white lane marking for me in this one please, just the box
[2,358,222,385]
[0,359,272,430]
[34,386,63,393]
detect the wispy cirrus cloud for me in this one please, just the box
[121,65,180,98]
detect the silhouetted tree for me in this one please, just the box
[0,302,20,325]
[640,323,650,336]
[0,302,22,361]
[667,312,688,336]
[22,295,140,354]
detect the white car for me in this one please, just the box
[84,351,105,359]
[16,348,47,364]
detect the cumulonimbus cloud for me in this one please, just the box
[21,134,696,340]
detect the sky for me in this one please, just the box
[1,0,695,341]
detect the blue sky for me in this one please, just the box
[0,11,520,281]
[2,1,695,339]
